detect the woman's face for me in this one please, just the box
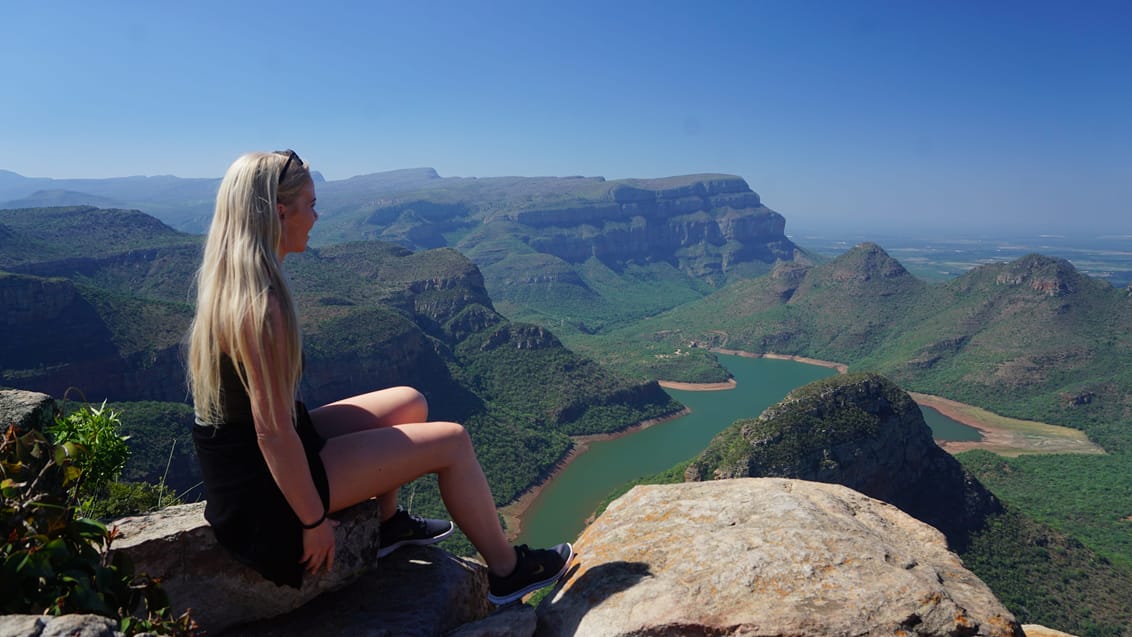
[278,179,318,259]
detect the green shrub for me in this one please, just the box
[86,481,182,522]
[47,400,131,511]
[1,420,196,635]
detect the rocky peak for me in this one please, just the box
[830,241,913,283]
[993,254,1079,297]
[686,373,1002,548]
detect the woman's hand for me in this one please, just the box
[300,518,340,575]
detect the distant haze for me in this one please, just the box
[2,2,1129,236]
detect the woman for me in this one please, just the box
[188,150,572,604]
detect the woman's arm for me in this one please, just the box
[244,294,336,574]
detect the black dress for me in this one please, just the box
[192,355,331,588]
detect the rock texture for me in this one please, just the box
[0,388,56,433]
[225,546,492,637]
[686,372,1002,548]
[538,479,1023,637]
[0,614,122,637]
[111,500,384,635]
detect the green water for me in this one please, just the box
[516,355,983,548]
[920,405,982,441]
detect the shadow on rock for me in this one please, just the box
[535,560,651,637]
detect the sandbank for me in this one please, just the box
[657,379,737,391]
[910,392,1104,457]
[710,348,851,374]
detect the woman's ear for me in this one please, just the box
[277,202,287,219]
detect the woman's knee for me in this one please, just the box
[432,421,473,454]
[387,386,428,422]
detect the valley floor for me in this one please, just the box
[499,350,1105,541]
[704,349,1103,458]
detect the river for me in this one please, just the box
[515,354,980,548]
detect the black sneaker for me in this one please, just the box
[488,543,574,605]
[376,508,455,558]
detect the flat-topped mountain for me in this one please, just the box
[1,169,809,335]
[307,170,809,334]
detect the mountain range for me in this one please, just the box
[3,167,1132,635]
[0,204,680,507]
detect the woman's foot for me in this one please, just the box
[488,543,575,605]
[376,508,455,558]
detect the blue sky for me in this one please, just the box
[3,0,1130,234]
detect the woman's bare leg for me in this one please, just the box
[312,386,428,437]
[316,420,517,576]
[310,387,429,519]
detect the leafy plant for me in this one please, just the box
[47,398,131,512]
[0,423,196,635]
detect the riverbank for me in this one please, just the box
[657,379,736,391]
[498,406,691,540]
[706,349,1097,456]
[910,392,1104,457]
[710,348,850,374]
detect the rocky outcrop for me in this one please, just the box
[3,478,1030,637]
[686,373,1002,548]
[0,546,493,637]
[0,388,57,433]
[111,500,385,635]
[0,383,1066,637]
[219,545,491,637]
[0,614,123,637]
[992,255,1079,297]
[537,479,1023,637]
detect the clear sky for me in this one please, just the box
[3,0,1130,235]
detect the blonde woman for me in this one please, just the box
[188,150,572,604]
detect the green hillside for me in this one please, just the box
[571,242,1132,635]
[0,206,680,517]
[6,203,1131,631]
[604,373,1132,636]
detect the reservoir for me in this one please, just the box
[920,404,982,441]
[516,354,982,548]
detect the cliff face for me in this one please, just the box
[477,176,795,285]
[506,178,791,280]
[0,272,190,402]
[325,174,801,330]
[686,373,1002,548]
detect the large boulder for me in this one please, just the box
[224,546,493,637]
[537,479,1023,637]
[111,500,383,635]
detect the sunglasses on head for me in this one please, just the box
[277,150,302,184]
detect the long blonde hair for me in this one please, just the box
[188,151,311,425]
